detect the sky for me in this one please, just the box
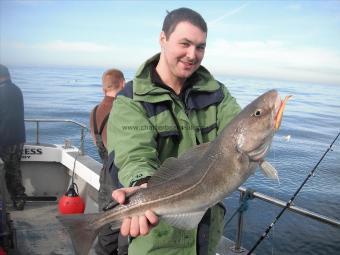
[1,0,340,85]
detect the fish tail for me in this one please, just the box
[57,213,102,255]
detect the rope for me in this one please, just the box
[70,129,86,187]
[224,188,255,227]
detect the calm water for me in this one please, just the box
[10,66,340,255]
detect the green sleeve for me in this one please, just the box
[216,85,241,135]
[107,96,160,187]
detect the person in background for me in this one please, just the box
[89,68,127,255]
[107,7,241,255]
[0,64,27,211]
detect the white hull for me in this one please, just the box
[1,143,102,254]
[21,143,101,212]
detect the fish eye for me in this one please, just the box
[253,109,262,117]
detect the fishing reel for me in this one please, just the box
[58,183,85,214]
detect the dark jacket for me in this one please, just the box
[0,79,26,146]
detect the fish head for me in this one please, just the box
[234,89,282,162]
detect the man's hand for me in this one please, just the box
[112,184,159,237]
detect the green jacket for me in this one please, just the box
[107,54,241,255]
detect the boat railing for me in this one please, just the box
[232,186,340,252]
[25,118,88,155]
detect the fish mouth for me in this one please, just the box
[248,139,272,161]
[274,95,292,130]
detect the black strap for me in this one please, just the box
[92,105,100,135]
[92,104,109,162]
[197,208,211,255]
[93,105,110,136]
[99,113,110,135]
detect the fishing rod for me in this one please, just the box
[247,130,340,255]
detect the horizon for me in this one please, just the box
[1,0,340,85]
[9,64,336,87]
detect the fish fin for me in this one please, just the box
[259,160,279,180]
[102,199,120,211]
[179,142,211,160]
[147,157,179,186]
[148,142,211,187]
[57,213,101,255]
[161,210,206,230]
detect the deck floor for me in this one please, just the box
[8,202,72,255]
[6,202,249,255]
[7,202,96,255]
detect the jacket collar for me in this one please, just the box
[133,53,220,102]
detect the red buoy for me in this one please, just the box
[0,247,7,255]
[58,183,85,214]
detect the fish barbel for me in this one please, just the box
[58,89,288,255]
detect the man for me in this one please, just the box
[90,69,125,157]
[89,68,127,255]
[107,8,241,255]
[0,64,27,211]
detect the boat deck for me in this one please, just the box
[7,201,97,255]
[6,201,249,255]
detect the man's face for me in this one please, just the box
[160,21,207,80]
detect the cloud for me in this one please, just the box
[3,40,114,53]
[208,40,340,67]
[3,39,340,84]
[40,40,113,52]
[204,39,340,84]
[1,40,156,69]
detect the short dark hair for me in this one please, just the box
[162,7,207,39]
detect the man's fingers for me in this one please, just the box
[120,217,131,236]
[111,189,125,204]
[112,186,140,204]
[145,210,158,225]
[112,184,158,237]
[139,215,149,236]
[130,216,140,237]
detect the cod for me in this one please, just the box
[58,89,290,255]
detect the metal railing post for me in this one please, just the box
[233,190,245,253]
[80,127,85,155]
[36,121,40,144]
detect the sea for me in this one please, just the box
[9,66,340,255]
